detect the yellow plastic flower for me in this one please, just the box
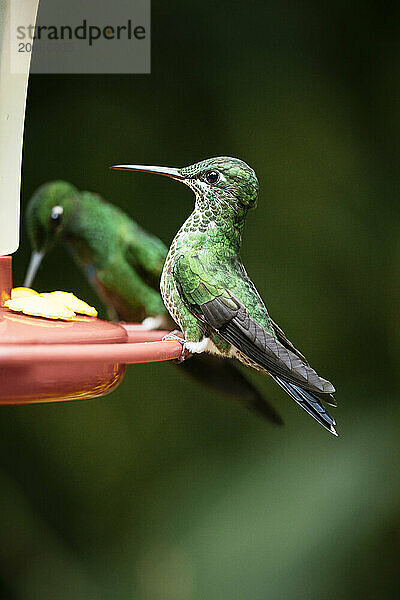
[11,287,38,299]
[6,288,98,321]
[40,291,98,317]
[5,295,75,321]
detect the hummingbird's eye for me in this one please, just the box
[204,170,220,184]
[49,205,64,228]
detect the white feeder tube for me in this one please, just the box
[0,0,39,255]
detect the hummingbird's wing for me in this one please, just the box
[92,225,168,322]
[125,228,168,291]
[269,318,336,407]
[173,254,335,395]
[96,257,167,322]
[269,318,307,363]
[174,254,337,434]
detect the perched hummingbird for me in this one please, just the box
[24,181,283,424]
[112,157,337,435]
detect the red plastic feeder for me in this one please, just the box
[0,256,182,404]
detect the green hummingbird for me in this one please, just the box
[111,157,337,435]
[24,180,283,424]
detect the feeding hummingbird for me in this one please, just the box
[24,180,283,424]
[112,157,337,435]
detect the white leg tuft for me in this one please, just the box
[185,337,209,354]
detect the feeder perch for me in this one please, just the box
[0,1,181,405]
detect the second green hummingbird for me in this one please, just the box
[112,157,337,435]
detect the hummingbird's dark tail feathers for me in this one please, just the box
[271,375,337,435]
[178,355,284,426]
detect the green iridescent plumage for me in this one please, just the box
[25,180,283,425]
[26,181,166,321]
[114,157,337,435]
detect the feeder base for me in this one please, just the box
[0,255,126,404]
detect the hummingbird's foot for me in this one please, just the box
[162,330,192,363]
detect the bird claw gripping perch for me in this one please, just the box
[162,330,192,363]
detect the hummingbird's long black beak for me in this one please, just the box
[110,164,184,180]
[24,250,45,288]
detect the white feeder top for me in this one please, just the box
[0,0,39,255]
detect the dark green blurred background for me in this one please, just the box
[3,1,399,598]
